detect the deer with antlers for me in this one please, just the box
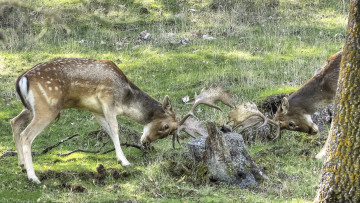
[11,58,235,183]
[273,51,343,158]
[12,58,179,183]
[274,52,342,135]
[227,52,343,145]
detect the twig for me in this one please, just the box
[0,151,18,159]
[41,134,80,154]
[0,152,36,159]
[102,143,143,154]
[59,141,110,156]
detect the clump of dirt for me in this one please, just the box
[60,183,87,193]
[38,170,73,183]
[69,184,87,193]
[94,164,107,184]
[108,168,133,180]
[39,164,142,185]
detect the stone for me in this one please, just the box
[188,136,207,163]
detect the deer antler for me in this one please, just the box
[173,117,209,148]
[227,103,280,139]
[173,86,235,148]
[179,86,235,125]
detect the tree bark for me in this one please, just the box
[314,1,360,202]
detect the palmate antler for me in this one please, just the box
[227,102,281,139]
[173,86,235,148]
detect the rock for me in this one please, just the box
[188,122,267,188]
[311,104,334,134]
[188,136,206,163]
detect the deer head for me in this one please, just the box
[274,97,319,135]
[140,95,178,145]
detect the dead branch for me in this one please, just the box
[0,151,18,159]
[60,142,143,157]
[59,141,110,156]
[102,143,143,154]
[41,134,80,154]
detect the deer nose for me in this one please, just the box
[309,125,319,135]
[141,136,151,145]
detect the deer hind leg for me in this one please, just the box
[11,108,32,171]
[316,132,332,159]
[93,103,130,167]
[21,109,60,184]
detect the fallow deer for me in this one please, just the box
[274,51,343,157]
[274,51,342,134]
[226,52,343,158]
[11,58,178,183]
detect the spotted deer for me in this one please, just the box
[11,58,178,183]
[274,51,343,157]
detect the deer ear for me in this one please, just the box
[162,95,173,112]
[281,97,289,114]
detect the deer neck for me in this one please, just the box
[288,72,337,114]
[115,82,163,125]
[287,51,342,114]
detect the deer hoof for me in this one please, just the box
[29,176,41,184]
[315,152,325,160]
[20,164,26,173]
[118,160,131,167]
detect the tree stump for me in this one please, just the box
[188,122,268,188]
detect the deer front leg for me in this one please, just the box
[11,109,32,172]
[93,111,130,167]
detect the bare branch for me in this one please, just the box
[59,141,110,157]
[102,143,143,154]
[41,134,80,154]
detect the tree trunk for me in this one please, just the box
[314,1,360,202]
[187,122,268,188]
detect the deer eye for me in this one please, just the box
[289,121,295,128]
[164,124,169,130]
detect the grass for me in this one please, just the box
[0,0,348,202]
